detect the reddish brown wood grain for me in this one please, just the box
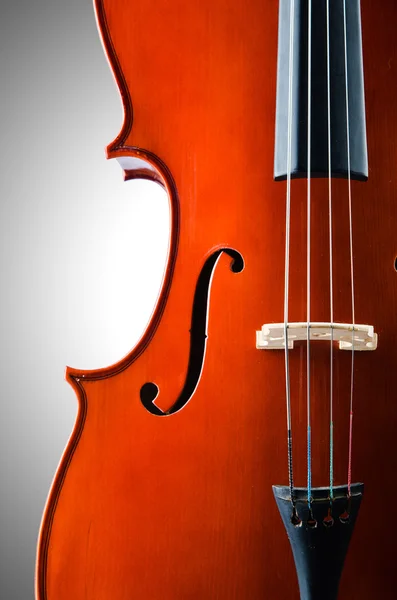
[36,1,397,598]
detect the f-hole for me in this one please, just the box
[140,248,244,416]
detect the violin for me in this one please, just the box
[36,0,397,598]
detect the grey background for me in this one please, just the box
[0,1,169,598]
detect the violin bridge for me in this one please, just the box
[256,322,378,351]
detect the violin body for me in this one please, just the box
[36,1,397,598]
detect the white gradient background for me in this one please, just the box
[0,1,169,598]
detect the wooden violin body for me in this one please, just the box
[36,1,397,598]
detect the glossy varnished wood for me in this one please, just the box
[36,1,397,598]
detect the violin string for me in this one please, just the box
[306,0,312,510]
[326,0,334,503]
[343,0,355,498]
[284,0,296,506]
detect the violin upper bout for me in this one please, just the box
[93,0,133,153]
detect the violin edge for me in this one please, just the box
[35,377,88,600]
[93,0,132,153]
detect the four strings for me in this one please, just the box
[284,0,356,514]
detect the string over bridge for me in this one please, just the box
[256,322,377,351]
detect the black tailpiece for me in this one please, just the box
[273,483,363,600]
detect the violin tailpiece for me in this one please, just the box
[273,483,364,600]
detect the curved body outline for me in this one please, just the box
[36,2,181,596]
[35,1,397,598]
